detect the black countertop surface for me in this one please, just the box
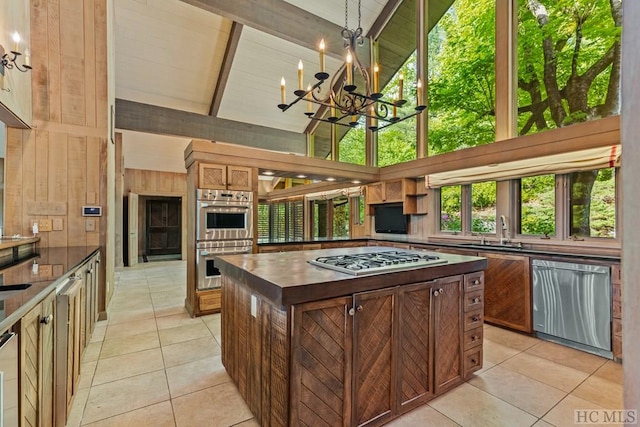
[0,246,99,330]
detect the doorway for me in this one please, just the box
[145,197,182,258]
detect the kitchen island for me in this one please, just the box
[217,246,487,427]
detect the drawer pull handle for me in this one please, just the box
[470,357,477,364]
[357,305,363,312]
[471,316,480,322]
[348,308,355,316]
[40,314,53,325]
[473,280,480,285]
[472,297,481,304]
[471,335,479,342]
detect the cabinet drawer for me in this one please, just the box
[613,299,622,318]
[464,290,483,312]
[198,291,221,312]
[612,282,621,303]
[463,347,483,377]
[463,328,483,350]
[464,273,484,292]
[463,309,483,331]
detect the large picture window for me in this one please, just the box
[471,181,496,234]
[569,168,616,238]
[440,185,462,232]
[519,174,555,237]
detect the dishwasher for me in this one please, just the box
[532,259,612,358]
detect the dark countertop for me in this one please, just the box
[0,246,100,331]
[257,237,621,262]
[216,246,487,307]
[0,236,40,250]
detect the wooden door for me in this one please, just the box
[353,288,395,427]
[290,297,353,427]
[146,199,182,256]
[479,252,532,332]
[397,282,434,410]
[128,193,139,267]
[433,276,463,393]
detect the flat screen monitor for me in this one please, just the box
[374,204,408,234]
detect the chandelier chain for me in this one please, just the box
[344,0,363,30]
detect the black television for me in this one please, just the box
[374,204,408,234]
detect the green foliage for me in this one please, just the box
[440,185,462,232]
[520,175,556,236]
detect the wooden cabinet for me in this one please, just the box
[289,273,478,427]
[479,252,532,333]
[19,290,56,427]
[198,163,252,191]
[366,179,422,214]
[612,263,622,360]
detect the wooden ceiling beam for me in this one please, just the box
[209,22,243,117]
[178,0,346,59]
[115,98,307,154]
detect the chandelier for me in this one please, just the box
[277,0,425,132]
[0,32,32,91]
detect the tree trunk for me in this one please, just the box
[570,170,598,237]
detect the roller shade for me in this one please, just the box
[304,186,364,201]
[425,145,621,188]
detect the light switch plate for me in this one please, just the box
[52,218,64,231]
[86,219,96,232]
[38,219,53,232]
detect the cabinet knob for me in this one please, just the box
[357,305,363,312]
[472,297,481,304]
[433,290,439,297]
[471,316,480,322]
[470,357,477,364]
[473,279,480,285]
[471,335,479,342]
[348,307,355,316]
[40,314,53,325]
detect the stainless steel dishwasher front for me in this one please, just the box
[532,259,612,358]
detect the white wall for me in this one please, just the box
[121,130,190,173]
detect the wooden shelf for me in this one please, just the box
[365,178,427,215]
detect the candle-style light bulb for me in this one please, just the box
[330,96,336,118]
[417,79,423,106]
[398,72,404,101]
[12,32,20,52]
[393,96,397,118]
[306,84,312,113]
[280,77,286,105]
[319,39,326,73]
[346,51,353,86]
[298,60,304,91]
[24,48,31,67]
[373,63,379,93]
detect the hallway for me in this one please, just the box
[68,260,623,426]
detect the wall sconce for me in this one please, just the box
[1,32,32,92]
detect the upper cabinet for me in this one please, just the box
[198,163,252,191]
[366,178,425,214]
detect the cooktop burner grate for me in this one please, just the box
[308,250,448,276]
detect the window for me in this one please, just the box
[428,0,496,155]
[258,200,304,242]
[519,174,555,236]
[517,0,621,136]
[569,168,616,238]
[471,181,496,233]
[440,185,462,232]
[332,197,349,238]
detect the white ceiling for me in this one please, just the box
[114,0,389,139]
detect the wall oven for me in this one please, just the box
[196,189,253,241]
[197,239,253,290]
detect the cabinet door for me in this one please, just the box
[479,252,531,332]
[366,182,385,204]
[20,291,56,427]
[397,282,434,410]
[353,288,395,427]
[199,163,227,189]
[290,297,352,427]
[433,276,463,393]
[227,166,252,191]
[382,180,404,203]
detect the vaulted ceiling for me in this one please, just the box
[114,0,449,157]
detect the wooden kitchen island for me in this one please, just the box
[216,246,487,427]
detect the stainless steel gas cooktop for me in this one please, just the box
[308,250,448,276]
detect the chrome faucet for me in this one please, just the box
[499,215,510,245]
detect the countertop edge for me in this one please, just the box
[0,247,100,333]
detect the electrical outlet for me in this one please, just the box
[86,218,96,232]
[53,264,64,276]
[53,218,64,231]
[39,264,53,277]
[38,219,53,232]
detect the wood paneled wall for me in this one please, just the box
[4,0,108,307]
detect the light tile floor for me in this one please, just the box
[70,261,624,427]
